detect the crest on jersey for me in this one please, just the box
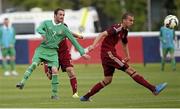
[113,27,122,33]
[58,30,63,35]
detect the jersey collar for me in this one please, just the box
[52,20,62,26]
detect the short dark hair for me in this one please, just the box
[54,8,64,15]
[4,18,9,20]
[122,12,134,20]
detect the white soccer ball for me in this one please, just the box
[164,15,179,29]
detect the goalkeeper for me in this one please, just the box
[159,23,176,71]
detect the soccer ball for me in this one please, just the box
[164,15,179,29]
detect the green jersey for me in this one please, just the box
[160,26,175,48]
[36,20,85,55]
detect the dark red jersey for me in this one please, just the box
[101,24,128,52]
[58,39,69,53]
[58,38,73,72]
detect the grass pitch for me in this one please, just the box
[0,63,180,108]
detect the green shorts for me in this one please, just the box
[162,47,174,55]
[32,46,59,68]
[1,47,16,57]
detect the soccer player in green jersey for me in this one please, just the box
[160,24,176,71]
[0,18,18,76]
[16,8,89,100]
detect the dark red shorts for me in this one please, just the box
[58,48,73,72]
[101,51,129,76]
[57,39,73,72]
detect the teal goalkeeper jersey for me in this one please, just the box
[160,26,175,48]
[36,20,85,55]
[0,25,16,48]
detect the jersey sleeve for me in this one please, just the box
[36,21,46,36]
[159,27,164,42]
[63,25,85,56]
[10,27,16,45]
[0,27,2,46]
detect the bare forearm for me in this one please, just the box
[122,43,130,58]
[72,32,83,39]
[88,31,107,52]
[92,32,106,47]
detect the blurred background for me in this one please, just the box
[0,0,179,31]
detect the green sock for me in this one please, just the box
[161,58,165,71]
[10,60,15,71]
[51,75,59,96]
[2,60,8,72]
[171,58,176,70]
[21,62,37,84]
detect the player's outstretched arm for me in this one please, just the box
[122,42,130,62]
[63,26,86,56]
[88,31,108,52]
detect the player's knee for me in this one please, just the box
[101,80,111,86]
[66,67,73,72]
[2,57,6,61]
[30,62,37,69]
[28,62,38,72]
[52,67,58,74]
[10,56,15,61]
[103,78,112,85]
[120,64,129,71]
[66,67,75,76]
[69,74,76,79]
[125,67,137,77]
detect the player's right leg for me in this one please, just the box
[66,67,79,98]
[1,49,9,76]
[80,76,113,101]
[169,48,176,71]
[16,59,41,89]
[2,57,10,76]
[44,62,52,80]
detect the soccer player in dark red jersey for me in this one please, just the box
[80,12,167,101]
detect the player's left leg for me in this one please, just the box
[169,48,176,71]
[9,47,18,76]
[1,48,9,76]
[66,67,79,98]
